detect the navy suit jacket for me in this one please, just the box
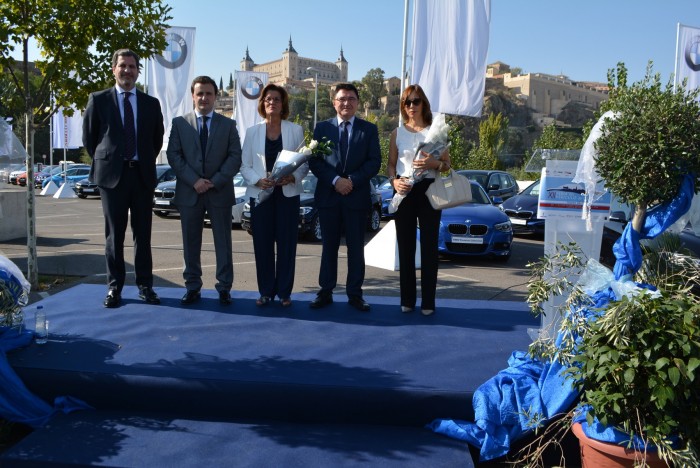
[82,87,164,190]
[309,117,381,210]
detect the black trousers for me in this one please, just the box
[99,164,154,292]
[394,178,441,310]
[250,187,300,299]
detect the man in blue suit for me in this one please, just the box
[83,49,164,308]
[308,83,381,311]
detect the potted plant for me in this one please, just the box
[521,64,700,467]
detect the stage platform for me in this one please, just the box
[2,284,537,466]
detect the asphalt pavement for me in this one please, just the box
[0,184,544,306]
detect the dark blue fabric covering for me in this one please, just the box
[0,327,91,428]
[430,175,695,460]
[0,410,474,467]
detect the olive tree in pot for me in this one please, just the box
[522,63,700,467]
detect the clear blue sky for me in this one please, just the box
[163,0,700,86]
[11,1,700,86]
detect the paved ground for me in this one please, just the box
[0,184,544,306]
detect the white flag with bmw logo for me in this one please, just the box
[234,71,268,144]
[676,23,700,96]
[147,26,196,159]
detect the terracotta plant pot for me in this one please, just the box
[572,422,666,468]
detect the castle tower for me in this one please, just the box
[335,46,348,82]
[240,47,254,71]
[282,35,298,80]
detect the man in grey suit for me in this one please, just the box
[166,76,242,305]
[83,48,164,308]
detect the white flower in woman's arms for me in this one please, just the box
[300,137,333,157]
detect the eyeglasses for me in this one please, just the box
[264,97,281,104]
[335,97,357,104]
[404,98,422,107]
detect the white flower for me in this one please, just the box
[309,139,318,150]
[300,146,312,156]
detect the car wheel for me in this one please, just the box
[154,211,169,218]
[305,215,322,242]
[367,207,381,232]
[77,194,87,199]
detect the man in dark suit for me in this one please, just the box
[166,76,242,305]
[83,48,164,308]
[308,83,381,311]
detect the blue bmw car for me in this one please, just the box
[436,181,513,260]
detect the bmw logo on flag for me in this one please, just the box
[241,76,264,100]
[685,35,700,72]
[156,33,188,69]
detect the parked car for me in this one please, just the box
[436,180,513,260]
[371,174,388,189]
[500,179,544,235]
[241,173,382,242]
[1,164,23,183]
[377,179,395,219]
[31,165,59,188]
[153,173,248,226]
[457,170,519,202]
[76,164,175,199]
[41,165,91,189]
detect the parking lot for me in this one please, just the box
[0,184,545,303]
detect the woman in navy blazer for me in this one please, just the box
[241,84,306,307]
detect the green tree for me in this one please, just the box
[227,72,234,92]
[532,123,582,151]
[446,118,471,170]
[466,113,509,170]
[0,0,171,287]
[359,68,386,110]
[219,76,224,95]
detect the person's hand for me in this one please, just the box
[277,175,295,186]
[412,151,441,171]
[334,177,353,195]
[257,177,275,190]
[194,178,213,194]
[394,177,412,196]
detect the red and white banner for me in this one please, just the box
[51,107,82,149]
[411,0,491,117]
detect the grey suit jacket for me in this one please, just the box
[166,112,242,208]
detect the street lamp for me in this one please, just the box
[306,67,321,128]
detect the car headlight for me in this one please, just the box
[299,206,313,216]
[494,221,512,232]
[498,204,505,212]
[243,202,251,211]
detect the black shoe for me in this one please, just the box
[103,290,121,308]
[309,293,333,309]
[348,296,370,312]
[138,286,160,305]
[219,291,232,305]
[181,289,201,305]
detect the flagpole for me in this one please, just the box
[49,93,54,168]
[399,0,410,127]
[674,23,681,92]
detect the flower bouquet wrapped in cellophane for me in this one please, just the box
[256,138,333,204]
[388,113,451,214]
[0,255,30,329]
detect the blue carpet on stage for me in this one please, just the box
[3,284,537,466]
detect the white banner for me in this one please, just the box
[147,26,196,158]
[411,0,491,117]
[676,23,700,94]
[234,71,268,144]
[51,107,82,149]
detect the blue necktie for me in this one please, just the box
[123,92,136,160]
[340,121,349,167]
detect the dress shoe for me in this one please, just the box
[255,296,271,307]
[401,306,414,313]
[181,289,201,305]
[103,290,121,308]
[219,291,232,305]
[309,293,333,309]
[421,308,435,316]
[348,296,370,312]
[138,286,160,305]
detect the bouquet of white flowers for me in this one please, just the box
[256,138,333,204]
[388,114,451,214]
[0,255,30,329]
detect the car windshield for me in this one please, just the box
[233,174,247,187]
[523,180,541,197]
[466,184,491,205]
[463,173,488,188]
